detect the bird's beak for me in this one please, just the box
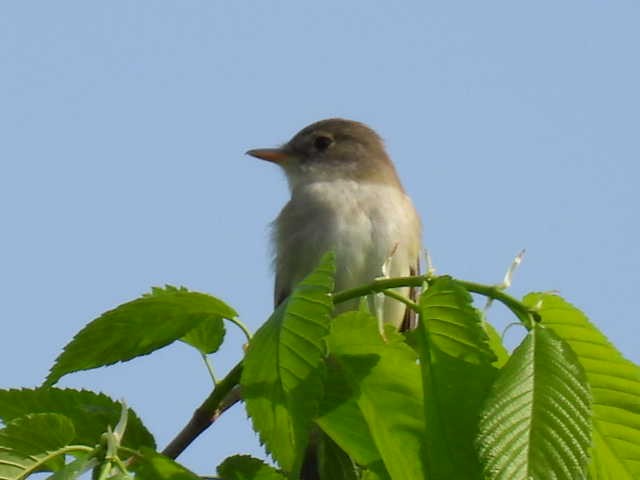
[246,148,291,164]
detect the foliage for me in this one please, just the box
[1,256,638,479]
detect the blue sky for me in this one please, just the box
[1,1,639,475]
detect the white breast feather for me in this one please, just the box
[273,179,421,325]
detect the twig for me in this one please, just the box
[333,274,539,329]
[162,361,243,459]
[382,289,420,312]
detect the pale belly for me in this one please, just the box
[272,180,421,326]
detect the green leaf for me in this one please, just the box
[241,253,334,475]
[316,356,381,469]
[181,315,226,354]
[483,320,510,368]
[417,277,498,479]
[360,463,392,480]
[0,413,75,456]
[45,286,237,385]
[524,293,640,480]
[0,388,155,450]
[317,431,358,480]
[108,474,134,480]
[477,325,592,480]
[217,455,286,480]
[131,447,201,480]
[0,413,74,455]
[0,449,34,480]
[422,276,497,364]
[0,413,76,478]
[325,310,426,480]
[45,452,94,479]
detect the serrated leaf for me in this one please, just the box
[144,285,188,296]
[45,286,237,385]
[180,315,226,354]
[0,413,75,478]
[422,277,497,364]
[417,277,498,479]
[217,455,286,480]
[131,447,201,480]
[0,413,75,455]
[324,310,426,480]
[241,253,334,475]
[477,325,592,480]
[0,388,155,450]
[524,293,640,480]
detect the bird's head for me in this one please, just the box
[247,118,402,190]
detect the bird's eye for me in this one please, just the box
[313,135,333,151]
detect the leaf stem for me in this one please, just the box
[201,353,218,386]
[112,456,131,476]
[20,445,94,479]
[382,289,420,312]
[226,317,253,342]
[96,460,112,480]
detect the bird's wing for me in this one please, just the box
[274,274,289,308]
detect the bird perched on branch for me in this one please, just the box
[248,118,422,331]
[248,118,422,480]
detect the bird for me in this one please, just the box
[247,118,422,330]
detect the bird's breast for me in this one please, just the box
[273,180,421,298]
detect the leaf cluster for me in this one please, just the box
[1,256,638,479]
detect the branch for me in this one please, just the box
[332,275,538,328]
[332,275,425,304]
[162,361,243,459]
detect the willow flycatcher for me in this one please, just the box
[248,118,422,329]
